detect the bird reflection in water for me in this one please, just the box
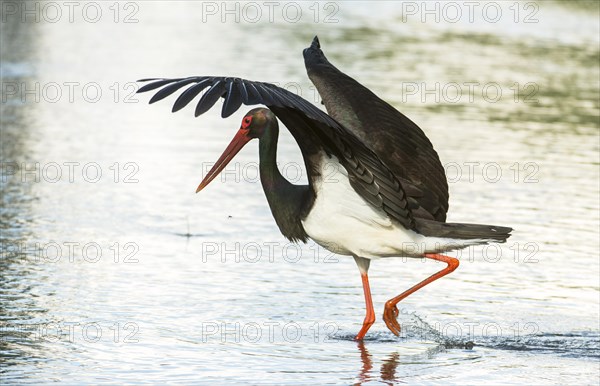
[355,341,401,385]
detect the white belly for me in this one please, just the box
[301,154,483,259]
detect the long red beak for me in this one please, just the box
[196,128,252,193]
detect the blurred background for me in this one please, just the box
[1,0,599,384]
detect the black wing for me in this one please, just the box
[137,76,417,230]
[304,36,449,222]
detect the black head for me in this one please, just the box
[195,108,276,193]
[240,107,277,139]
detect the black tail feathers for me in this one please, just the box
[416,218,512,242]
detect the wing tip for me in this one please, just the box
[312,35,320,49]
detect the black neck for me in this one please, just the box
[258,121,310,242]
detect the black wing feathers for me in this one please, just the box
[305,62,449,222]
[172,79,213,112]
[268,105,414,229]
[148,78,201,104]
[195,80,226,117]
[137,78,184,93]
[137,76,417,229]
[222,80,244,118]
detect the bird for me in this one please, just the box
[137,36,512,340]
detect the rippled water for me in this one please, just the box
[1,1,599,384]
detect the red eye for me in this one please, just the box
[242,116,252,129]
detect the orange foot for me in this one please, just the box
[383,301,401,336]
[354,317,375,341]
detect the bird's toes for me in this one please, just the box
[382,305,401,336]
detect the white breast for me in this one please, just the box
[301,154,486,259]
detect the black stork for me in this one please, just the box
[137,36,512,340]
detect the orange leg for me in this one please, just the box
[355,272,376,340]
[383,254,459,336]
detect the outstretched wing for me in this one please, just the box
[137,76,418,230]
[304,36,449,222]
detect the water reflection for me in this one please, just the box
[379,351,401,384]
[355,341,402,385]
[355,341,374,384]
